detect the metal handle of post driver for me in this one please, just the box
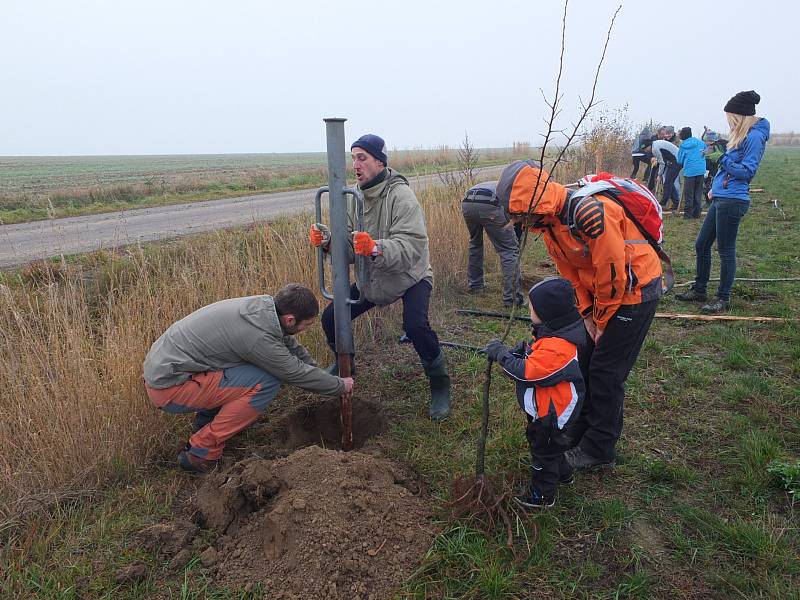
[313,186,367,305]
[342,187,367,305]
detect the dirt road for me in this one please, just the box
[0,167,504,268]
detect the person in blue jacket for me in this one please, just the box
[676,91,770,312]
[676,127,707,219]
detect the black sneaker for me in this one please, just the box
[514,487,554,510]
[675,288,708,302]
[565,447,616,471]
[701,297,729,313]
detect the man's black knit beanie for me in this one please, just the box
[351,134,388,166]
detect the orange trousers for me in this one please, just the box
[145,364,281,460]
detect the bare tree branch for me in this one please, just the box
[474,0,622,495]
[524,2,621,219]
[512,1,622,331]
[544,5,621,179]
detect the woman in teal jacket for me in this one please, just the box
[677,91,770,312]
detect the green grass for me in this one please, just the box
[0,149,520,224]
[392,147,800,599]
[2,148,799,598]
[0,475,262,599]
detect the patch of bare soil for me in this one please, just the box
[141,398,434,599]
[625,520,715,599]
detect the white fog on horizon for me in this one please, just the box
[1,0,796,156]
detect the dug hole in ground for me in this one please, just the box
[138,395,436,600]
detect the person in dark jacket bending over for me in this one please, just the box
[309,134,451,420]
[143,284,354,473]
[647,135,681,210]
[486,277,586,509]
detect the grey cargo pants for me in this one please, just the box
[461,200,522,304]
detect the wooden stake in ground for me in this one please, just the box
[655,312,797,323]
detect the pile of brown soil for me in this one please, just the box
[136,398,435,598]
[191,445,434,599]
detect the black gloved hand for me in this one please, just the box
[510,340,527,358]
[485,338,506,362]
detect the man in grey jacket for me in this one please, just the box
[309,134,450,421]
[461,180,523,307]
[143,283,353,473]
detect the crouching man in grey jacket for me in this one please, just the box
[309,134,451,421]
[143,283,353,473]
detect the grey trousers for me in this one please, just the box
[461,201,522,303]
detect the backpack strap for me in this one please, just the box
[597,189,675,294]
[569,186,675,294]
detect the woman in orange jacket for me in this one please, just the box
[495,160,662,470]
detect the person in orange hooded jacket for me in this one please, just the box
[495,160,662,470]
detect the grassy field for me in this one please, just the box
[0,148,798,598]
[0,147,523,224]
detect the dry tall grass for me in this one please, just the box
[0,130,627,527]
[0,183,469,528]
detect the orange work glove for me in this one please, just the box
[309,223,331,247]
[353,231,380,256]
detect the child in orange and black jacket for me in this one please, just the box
[486,277,586,508]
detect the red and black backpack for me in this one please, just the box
[568,172,674,293]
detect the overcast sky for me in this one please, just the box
[1,0,797,156]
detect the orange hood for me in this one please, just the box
[495,160,569,217]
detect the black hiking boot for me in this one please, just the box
[701,297,730,313]
[675,287,708,302]
[565,447,616,471]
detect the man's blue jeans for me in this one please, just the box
[692,197,749,301]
